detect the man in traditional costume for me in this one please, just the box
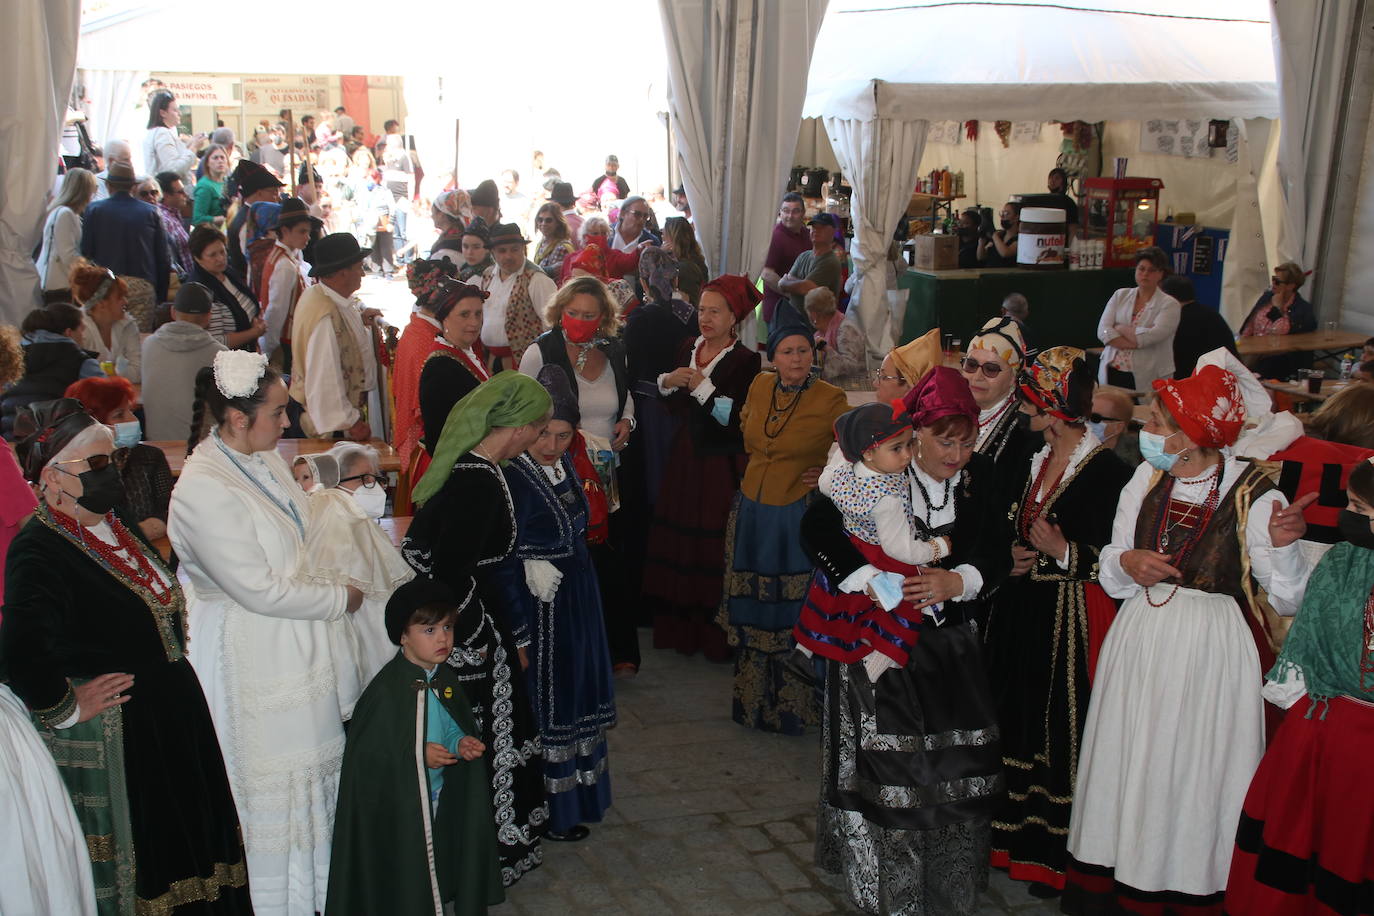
[258,197,319,372]
[479,223,555,372]
[288,233,382,440]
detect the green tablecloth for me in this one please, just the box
[898,266,1135,350]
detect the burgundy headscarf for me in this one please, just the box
[702,274,763,321]
[902,366,977,429]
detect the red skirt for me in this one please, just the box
[1224,694,1374,915]
[794,536,922,667]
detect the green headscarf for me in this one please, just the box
[411,371,552,505]
[1268,541,1374,713]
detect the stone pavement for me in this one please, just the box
[491,631,1060,915]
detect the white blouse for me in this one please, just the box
[1098,458,1309,613]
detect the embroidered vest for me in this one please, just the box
[288,285,368,436]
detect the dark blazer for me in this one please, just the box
[1173,301,1238,379]
[81,192,171,301]
[800,451,1013,626]
[623,301,700,396]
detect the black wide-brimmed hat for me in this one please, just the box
[233,159,284,197]
[487,223,528,248]
[308,232,370,277]
[277,197,322,230]
[550,181,576,207]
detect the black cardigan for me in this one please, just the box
[800,451,1013,624]
[661,338,760,456]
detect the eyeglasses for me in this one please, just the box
[53,453,114,474]
[340,473,382,489]
[873,369,906,385]
[138,190,160,200]
[1271,277,1290,285]
[960,357,1004,378]
[625,210,650,219]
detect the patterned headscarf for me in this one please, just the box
[1153,364,1246,449]
[412,371,552,505]
[248,201,282,245]
[407,258,458,310]
[638,246,679,305]
[14,398,98,482]
[834,401,913,463]
[1019,346,1088,422]
[566,242,609,280]
[432,189,466,223]
[969,315,1027,366]
[902,366,977,429]
[890,328,942,387]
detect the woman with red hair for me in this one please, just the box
[70,259,142,382]
[64,376,172,541]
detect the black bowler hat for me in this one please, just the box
[277,197,322,230]
[172,281,214,315]
[550,181,576,208]
[309,232,370,277]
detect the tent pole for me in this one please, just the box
[452,118,460,190]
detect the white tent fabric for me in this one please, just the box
[802,2,1280,350]
[658,0,828,277]
[823,115,926,355]
[1,0,82,325]
[76,68,150,153]
[1268,0,1361,273]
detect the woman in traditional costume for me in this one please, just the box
[415,279,491,490]
[394,258,458,483]
[983,347,1131,896]
[326,577,504,916]
[800,366,1011,915]
[402,371,552,886]
[1063,364,1315,915]
[169,351,364,916]
[494,365,616,841]
[720,322,848,734]
[4,397,251,914]
[958,316,1035,477]
[1225,458,1374,914]
[644,274,760,661]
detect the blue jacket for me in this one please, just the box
[81,192,170,302]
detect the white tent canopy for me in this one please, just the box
[802,0,1280,355]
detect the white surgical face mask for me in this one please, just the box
[349,482,387,519]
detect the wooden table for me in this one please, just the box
[152,438,402,477]
[1260,377,1355,404]
[378,515,411,547]
[1236,330,1366,359]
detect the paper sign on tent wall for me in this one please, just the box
[926,120,963,145]
[1010,122,1042,144]
[1140,119,1214,159]
[242,76,330,112]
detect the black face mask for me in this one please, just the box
[59,463,127,516]
[1014,411,1035,432]
[1339,509,1374,550]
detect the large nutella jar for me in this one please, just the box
[1017,207,1067,269]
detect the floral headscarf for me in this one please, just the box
[638,246,679,305]
[1019,346,1088,422]
[1153,363,1245,448]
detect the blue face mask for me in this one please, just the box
[113,419,142,449]
[1087,420,1109,442]
[1138,429,1179,472]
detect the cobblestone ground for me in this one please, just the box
[491,631,1060,915]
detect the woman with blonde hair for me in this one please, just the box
[1307,381,1374,451]
[36,168,98,303]
[70,259,142,382]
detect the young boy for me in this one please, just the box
[795,401,949,681]
[326,578,504,915]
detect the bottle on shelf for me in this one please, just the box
[954,170,965,196]
[1341,352,1356,380]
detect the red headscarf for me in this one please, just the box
[566,241,609,280]
[902,366,977,429]
[1152,364,1246,449]
[702,274,763,321]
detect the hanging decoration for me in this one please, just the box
[964,120,979,142]
[995,120,1012,148]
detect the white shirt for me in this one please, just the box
[611,227,640,252]
[518,343,634,441]
[263,241,306,358]
[80,313,142,383]
[1096,286,1182,387]
[480,266,555,348]
[303,285,377,434]
[1098,458,1309,613]
[36,206,82,290]
[975,392,1017,451]
[143,126,196,187]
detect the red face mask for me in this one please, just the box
[562,313,599,343]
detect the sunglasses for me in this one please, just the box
[53,453,114,474]
[960,357,1004,378]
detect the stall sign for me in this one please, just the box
[242,76,331,111]
[150,75,239,107]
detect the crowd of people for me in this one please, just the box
[5,87,1374,916]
